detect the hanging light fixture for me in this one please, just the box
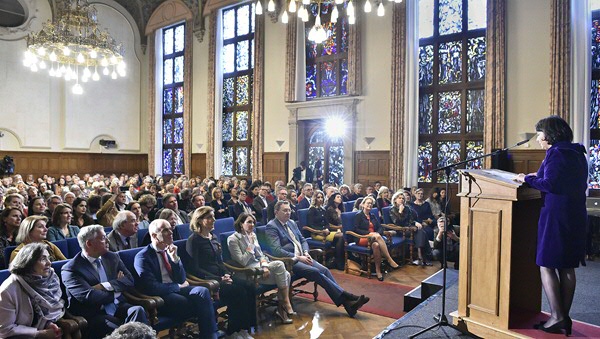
[22,0,126,95]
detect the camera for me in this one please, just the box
[0,156,15,175]
[99,139,116,148]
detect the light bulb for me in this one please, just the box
[347,0,355,16]
[37,47,46,56]
[77,53,85,63]
[49,68,55,77]
[282,10,289,23]
[31,64,38,72]
[83,67,91,78]
[256,0,263,14]
[364,0,372,13]
[92,70,100,81]
[103,67,109,76]
[111,70,117,79]
[101,58,108,67]
[39,61,47,69]
[300,7,309,22]
[289,0,297,12]
[82,75,88,82]
[335,0,344,4]
[349,14,356,24]
[377,2,385,16]
[303,0,310,4]
[49,51,57,62]
[72,83,83,95]
[267,0,275,12]
[332,5,339,22]
[64,72,72,81]
[110,55,117,64]
[90,50,98,59]
[63,46,71,56]
[394,0,402,2]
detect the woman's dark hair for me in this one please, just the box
[87,195,102,213]
[10,242,48,276]
[0,206,24,237]
[51,203,72,226]
[234,212,256,233]
[326,192,345,213]
[72,197,87,217]
[429,187,441,203]
[535,115,573,145]
[125,201,140,211]
[27,196,45,216]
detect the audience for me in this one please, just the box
[27,196,47,217]
[47,204,80,242]
[72,197,94,228]
[0,207,24,265]
[157,193,190,224]
[308,190,344,270]
[104,322,156,339]
[390,191,431,266]
[433,217,459,269]
[107,211,140,252]
[209,188,229,220]
[252,185,269,221]
[267,187,288,222]
[10,216,66,263]
[126,201,149,230]
[232,189,253,220]
[297,183,314,210]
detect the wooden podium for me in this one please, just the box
[451,169,542,338]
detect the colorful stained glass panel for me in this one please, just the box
[163,119,172,144]
[174,56,184,83]
[321,61,337,97]
[467,0,486,30]
[467,90,484,133]
[438,91,462,133]
[439,41,462,84]
[321,22,337,56]
[237,5,250,36]
[222,147,233,176]
[236,75,249,105]
[310,129,326,144]
[223,44,234,73]
[340,59,348,95]
[174,148,183,173]
[163,149,172,174]
[419,45,434,86]
[222,113,233,141]
[308,146,325,171]
[174,25,184,52]
[163,28,173,55]
[174,118,183,144]
[236,111,249,141]
[306,64,317,99]
[223,77,234,108]
[419,0,434,39]
[236,40,249,71]
[591,80,600,129]
[418,142,433,182]
[236,147,248,176]
[590,140,600,188]
[328,146,344,185]
[466,141,484,169]
[341,16,348,52]
[437,141,461,183]
[468,37,486,81]
[163,88,173,115]
[251,39,254,68]
[439,0,463,35]
[164,58,173,85]
[175,86,183,113]
[419,93,433,134]
[592,20,600,69]
[251,3,255,33]
[223,9,235,40]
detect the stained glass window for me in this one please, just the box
[305,3,349,99]
[162,22,185,175]
[307,125,344,186]
[221,3,254,177]
[418,0,486,185]
[590,10,600,188]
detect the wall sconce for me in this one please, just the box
[196,143,204,151]
[518,132,536,148]
[364,137,375,149]
[276,140,285,151]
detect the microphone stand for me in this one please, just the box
[409,140,529,339]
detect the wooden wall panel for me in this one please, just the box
[354,151,390,188]
[263,152,288,184]
[1,152,148,179]
[191,153,207,179]
[508,149,546,175]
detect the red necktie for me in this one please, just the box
[160,251,173,277]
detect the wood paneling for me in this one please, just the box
[354,151,390,188]
[263,152,288,184]
[508,149,546,175]
[2,151,148,178]
[191,153,207,179]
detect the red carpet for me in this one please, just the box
[297,271,412,319]
[511,311,600,338]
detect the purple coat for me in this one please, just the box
[524,142,588,268]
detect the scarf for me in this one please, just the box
[17,269,65,329]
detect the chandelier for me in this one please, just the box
[22,0,126,95]
[256,0,403,44]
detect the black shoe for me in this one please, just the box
[533,319,566,334]
[342,291,360,301]
[343,295,370,317]
[377,274,384,281]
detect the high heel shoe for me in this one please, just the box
[565,316,572,336]
[275,306,293,324]
[377,274,384,281]
[533,319,566,334]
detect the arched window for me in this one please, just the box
[306,123,344,186]
[417,0,486,184]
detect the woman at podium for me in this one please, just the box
[516,115,587,335]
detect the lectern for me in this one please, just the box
[451,169,542,338]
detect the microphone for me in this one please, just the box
[515,138,530,147]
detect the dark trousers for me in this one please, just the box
[160,286,216,339]
[219,278,257,334]
[84,302,147,339]
[293,260,344,305]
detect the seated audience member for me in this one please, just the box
[97,189,126,227]
[390,191,431,266]
[339,185,352,202]
[267,187,288,222]
[226,187,238,206]
[176,188,193,214]
[72,197,94,228]
[409,188,435,242]
[104,321,156,339]
[47,204,80,242]
[228,212,294,324]
[232,189,253,220]
[0,207,24,264]
[297,183,314,210]
[44,195,63,219]
[186,207,256,337]
[10,216,66,263]
[140,209,182,246]
[426,187,443,218]
[107,211,140,252]
[376,186,391,217]
[353,196,400,281]
[347,183,363,201]
[63,192,76,207]
[252,185,270,221]
[62,225,148,339]
[137,194,156,225]
[433,217,459,269]
[126,201,149,230]
[134,220,217,339]
[156,193,190,224]
[308,190,344,270]
[0,243,65,338]
[27,196,47,217]
[245,184,260,206]
[87,195,102,222]
[265,201,370,317]
[3,193,24,212]
[188,192,206,219]
[209,188,229,220]
[286,189,299,221]
[323,192,346,270]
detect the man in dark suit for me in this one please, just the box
[233,189,254,220]
[155,193,190,224]
[292,161,314,185]
[252,184,269,220]
[297,183,314,210]
[62,225,148,339]
[107,211,139,251]
[265,201,369,317]
[134,219,217,338]
[267,187,288,222]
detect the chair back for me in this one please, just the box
[297,208,310,237]
[261,208,267,225]
[66,237,81,258]
[341,211,358,242]
[382,206,392,224]
[118,247,144,279]
[176,223,191,239]
[223,193,231,202]
[343,200,356,213]
[213,217,235,237]
[52,239,69,259]
[218,231,236,263]
[104,227,113,235]
[255,226,271,255]
[137,228,149,245]
[0,269,10,284]
[228,205,236,220]
[156,197,163,209]
[3,246,16,268]
[371,207,380,222]
[174,239,192,269]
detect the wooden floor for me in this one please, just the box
[158,263,440,338]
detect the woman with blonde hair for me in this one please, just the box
[10,216,66,263]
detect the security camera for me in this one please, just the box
[99,139,116,148]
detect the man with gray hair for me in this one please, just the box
[297,183,314,210]
[62,225,148,339]
[107,211,140,252]
[134,219,217,338]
